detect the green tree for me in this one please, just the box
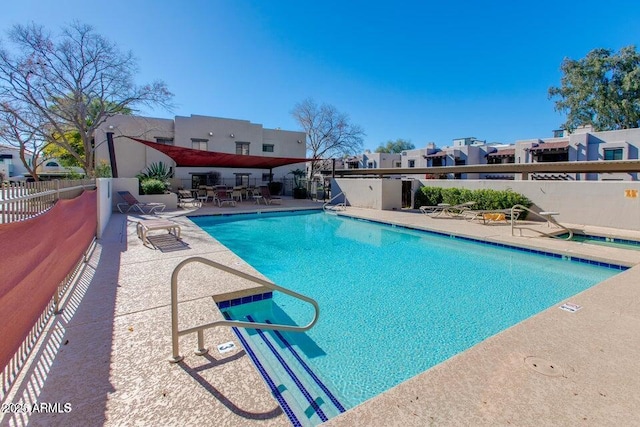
[549,45,640,132]
[375,138,415,153]
[43,101,131,167]
[0,22,173,178]
[42,130,83,167]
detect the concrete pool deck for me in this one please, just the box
[2,200,639,426]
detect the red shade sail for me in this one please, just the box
[127,137,309,169]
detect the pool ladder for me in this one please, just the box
[323,191,347,213]
[168,256,320,363]
[510,204,573,240]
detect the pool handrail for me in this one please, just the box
[323,191,347,212]
[510,204,573,240]
[169,256,320,363]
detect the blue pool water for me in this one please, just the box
[191,211,620,415]
[558,232,640,251]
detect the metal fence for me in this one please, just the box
[0,179,95,224]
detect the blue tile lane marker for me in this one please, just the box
[216,291,273,309]
[341,216,628,270]
[246,315,329,422]
[265,319,346,413]
[222,312,303,427]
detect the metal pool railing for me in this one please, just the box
[510,204,573,240]
[169,257,320,363]
[323,191,347,212]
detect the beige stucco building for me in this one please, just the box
[94,114,307,189]
[397,127,640,181]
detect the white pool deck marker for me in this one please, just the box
[217,341,236,354]
[559,302,582,313]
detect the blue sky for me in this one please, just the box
[2,1,640,151]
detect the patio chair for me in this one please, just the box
[116,191,166,214]
[213,189,236,207]
[462,208,522,224]
[419,201,475,217]
[177,190,201,208]
[260,186,282,205]
[231,187,243,202]
[204,187,216,204]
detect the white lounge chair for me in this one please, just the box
[213,189,236,207]
[462,208,522,224]
[136,218,181,247]
[117,191,166,214]
[177,190,201,208]
[260,186,282,205]
[419,201,475,217]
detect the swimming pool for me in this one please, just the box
[190,211,622,424]
[558,232,640,251]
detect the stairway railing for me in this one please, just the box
[510,204,573,240]
[169,257,319,362]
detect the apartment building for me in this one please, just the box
[343,151,402,170]
[0,145,28,180]
[94,114,307,188]
[397,127,640,181]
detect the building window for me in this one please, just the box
[431,157,444,167]
[408,160,415,168]
[346,159,359,169]
[395,161,401,168]
[454,159,466,179]
[155,138,174,145]
[604,148,623,161]
[191,139,208,150]
[45,161,59,167]
[236,142,250,155]
[367,162,375,168]
[262,144,274,153]
[262,173,273,182]
[535,151,568,162]
[235,173,250,186]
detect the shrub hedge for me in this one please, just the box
[141,178,167,195]
[414,186,531,212]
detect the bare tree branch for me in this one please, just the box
[0,21,174,178]
[291,98,365,177]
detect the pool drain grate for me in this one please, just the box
[524,356,563,377]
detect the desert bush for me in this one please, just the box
[141,178,166,195]
[415,186,531,213]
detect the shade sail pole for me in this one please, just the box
[107,132,118,178]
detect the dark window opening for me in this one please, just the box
[236,142,250,155]
[235,173,251,186]
[604,148,623,161]
[155,138,174,145]
[454,159,465,179]
[535,151,568,162]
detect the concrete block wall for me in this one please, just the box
[332,179,402,210]
[96,178,113,239]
